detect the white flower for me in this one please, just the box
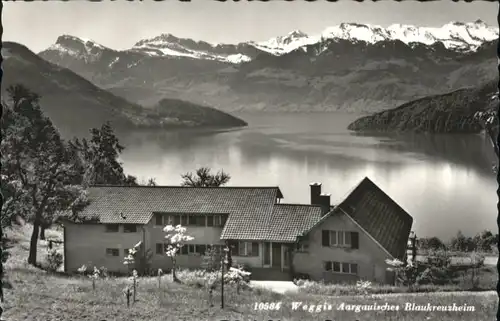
[356,280,372,289]
[385,258,404,267]
[77,265,87,273]
[163,225,175,233]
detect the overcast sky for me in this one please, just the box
[3,0,498,53]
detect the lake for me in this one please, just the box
[118,112,498,241]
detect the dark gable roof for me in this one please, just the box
[337,177,412,259]
[266,204,323,242]
[301,177,412,259]
[78,186,283,237]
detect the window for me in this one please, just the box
[207,216,214,227]
[235,241,259,257]
[324,261,358,275]
[156,243,163,255]
[197,244,206,255]
[106,248,119,257]
[105,224,119,233]
[173,215,181,226]
[322,230,359,249]
[154,213,163,226]
[123,224,137,233]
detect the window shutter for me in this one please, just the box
[351,232,359,249]
[322,230,330,247]
[252,242,259,256]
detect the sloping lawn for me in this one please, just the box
[2,226,497,321]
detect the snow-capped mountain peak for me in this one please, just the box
[251,29,315,55]
[44,35,108,61]
[254,21,498,55]
[130,33,251,64]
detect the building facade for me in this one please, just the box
[63,177,413,284]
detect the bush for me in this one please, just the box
[293,273,310,284]
[45,249,63,272]
[295,279,467,296]
[417,250,460,285]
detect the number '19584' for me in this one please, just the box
[254,302,282,310]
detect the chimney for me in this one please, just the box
[309,182,322,205]
[318,193,331,215]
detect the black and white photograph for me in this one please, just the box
[1,1,499,320]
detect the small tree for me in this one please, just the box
[202,245,222,272]
[45,248,63,272]
[76,265,107,290]
[419,237,446,251]
[164,225,194,282]
[356,280,372,297]
[473,230,495,252]
[181,167,230,187]
[225,266,251,294]
[418,250,459,285]
[89,266,101,291]
[1,85,87,266]
[124,242,141,271]
[450,231,475,252]
[128,269,139,303]
[385,259,419,290]
[468,251,485,289]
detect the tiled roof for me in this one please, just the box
[300,177,412,259]
[336,177,413,259]
[266,204,324,242]
[76,186,283,241]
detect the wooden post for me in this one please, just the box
[126,287,131,307]
[221,246,229,309]
[133,276,136,303]
[221,251,224,309]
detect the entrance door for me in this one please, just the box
[263,242,271,267]
[272,243,281,268]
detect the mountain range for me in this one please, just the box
[1,42,247,139]
[37,21,498,114]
